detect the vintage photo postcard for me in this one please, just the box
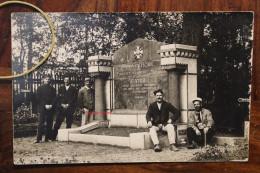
[12,12,253,164]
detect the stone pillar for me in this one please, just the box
[168,70,180,109]
[93,75,107,120]
[158,44,198,123]
[87,56,112,125]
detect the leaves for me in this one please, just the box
[14,103,39,124]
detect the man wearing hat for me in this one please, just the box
[146,89,181,152]
[35,74,56,143]
[77,77,95,126]
[187,97,215,148]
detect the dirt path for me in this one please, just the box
[14,137,203,164]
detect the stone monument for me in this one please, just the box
[85,39,199,128]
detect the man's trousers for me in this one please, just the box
[81,108,93,126]
[36,107,54,142]
[187,127,215,145]
[149,124,176,145]
[53,107,75,140]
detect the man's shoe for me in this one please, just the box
[45,139,53,142]
[154,144,162,152]
[34,140,42,144]
[192,141,199,149]
[187,144,194,149]
[170,144,179,151]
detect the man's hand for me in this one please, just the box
[45,105,52,110]
[147,121,152,128]
[204,127,209,134]
[62,104,69,109]
[197,123,204,129]
[158,124,163,129]
[167,119,172,124]
[195,128,201,136]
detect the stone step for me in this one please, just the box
[57,121,100,140]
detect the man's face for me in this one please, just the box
[43,77,51,85]
[64,77,70,86]
[194,101,202,111]
[156,92,163,103]
[85,81,90,87]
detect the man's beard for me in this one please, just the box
[195,107,201,111]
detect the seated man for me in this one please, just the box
[187,97,215,148]
[146,89,181,152]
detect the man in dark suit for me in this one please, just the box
[35,74,56,143]
[187,97,215,148]
[146,89,181,152]
[53,76,77,140]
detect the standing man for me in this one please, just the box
[53,76,77,140]
[77,77,95,126]
[35,74,56,143]
[146,89,181,152]
[187,97,215,148]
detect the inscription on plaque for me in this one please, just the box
[114,39,167,110]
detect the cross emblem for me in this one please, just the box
[134,45,143,60]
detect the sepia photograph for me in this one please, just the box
[11,12,253,164]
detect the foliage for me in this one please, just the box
[194,146,228,161]
[197,13,253,129]
[73,108,82,127]
[193,139,249,161]
[13,103,39,124]
[121,12,183,44]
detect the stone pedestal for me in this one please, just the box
[87,55,112,124]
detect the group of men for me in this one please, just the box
[36,74,215,152]
[35,75,94,143]
[146,89,215,152]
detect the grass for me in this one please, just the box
[85,127,149,137]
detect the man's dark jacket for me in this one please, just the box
[57,86,77,110]
[36,84,56,109]
[146,101,181,126]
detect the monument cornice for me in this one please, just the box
[89,71,110,78]
[161,64,187,72]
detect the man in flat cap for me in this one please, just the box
[187,97,215,148]
[77,77,95,126]
[146,89,181,152]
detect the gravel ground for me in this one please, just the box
[13,137,206,164]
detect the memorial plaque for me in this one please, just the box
[114,39,168,110]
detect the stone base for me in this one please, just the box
[99,120,110,128]
[58,123,188,149]
[57,121,100,140]
[129,132,152,149]
[81,122,100,133]
[129,131,186,149]
[57,129,69,141]
[109,110,188,128]
[69,133,130,147]
[244,121,249,139]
